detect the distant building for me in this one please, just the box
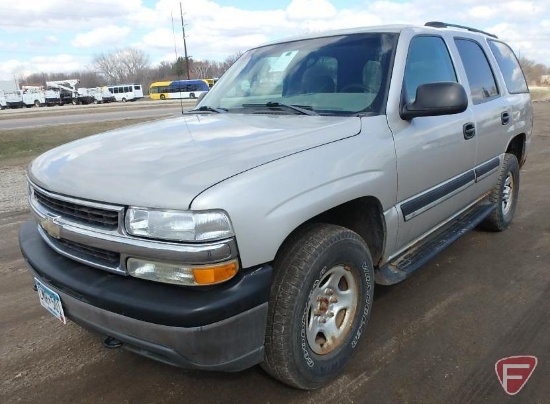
[0,79,18,93]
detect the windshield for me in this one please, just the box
[197,33,397,116]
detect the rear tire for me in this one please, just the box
[262,223,374,390]
[482,153,520,231]
[190,93,196,99]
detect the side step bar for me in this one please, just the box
[375,202,495,285]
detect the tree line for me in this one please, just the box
[20,47,243,93]
[19,47,550,92]
[519,56,550,86]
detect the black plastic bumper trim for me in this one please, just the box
[19,221,272,328]
[401,170,475,220]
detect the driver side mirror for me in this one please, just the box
[400,82,468,120]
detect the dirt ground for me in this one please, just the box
[0,104,549,403]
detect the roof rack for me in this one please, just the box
[425,21,498,39]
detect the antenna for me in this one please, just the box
[180,2,191,81]
[171,11,185,115]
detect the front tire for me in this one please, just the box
[482,153,520,231]
[262,223,374,390]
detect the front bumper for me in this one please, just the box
[19,221,272,371]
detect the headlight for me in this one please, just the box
[127,258,239,286]
[125,208,234,242]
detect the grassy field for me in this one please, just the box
[0,118,155,165]
[1,88,546,166]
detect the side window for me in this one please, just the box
[455,39,499,104]
[488,40,528,94]
[403,36,457,104]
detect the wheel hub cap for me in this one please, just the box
[306,265,359,355]
[502,172,514,215]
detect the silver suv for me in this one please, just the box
[20,22,532,390]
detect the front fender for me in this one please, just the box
[191,116,397,268]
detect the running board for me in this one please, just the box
[375,202,495,285]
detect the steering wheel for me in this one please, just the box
[339,83,371,93]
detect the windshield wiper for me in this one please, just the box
[241,102,318,116]
[190,105,228,113]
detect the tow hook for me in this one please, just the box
[103,336,123,349]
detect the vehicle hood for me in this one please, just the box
[29,113,361,209]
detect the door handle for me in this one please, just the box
[463,122,476,140]
[501,111,510,125]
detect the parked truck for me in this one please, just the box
[4,87,45,108]
[45,79,82,106]
[0,90,6,109]
[78,87,116,104]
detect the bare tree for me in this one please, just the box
[191,60,212,79]
[93,48,151,84]
[21,71,103,88]
[223,51,244,70]
[154,61,175,81]
[519,56,550,85]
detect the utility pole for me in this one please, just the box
[180,2,190,80]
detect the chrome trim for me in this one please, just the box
[37,226,125,275]
[28,183,239,274]
[30,182,125,235]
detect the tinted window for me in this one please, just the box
[488,41,528,94]
[455,39,499,104]
[403,36,457,104]
[203,33,398,115]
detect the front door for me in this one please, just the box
[386,35,477,250]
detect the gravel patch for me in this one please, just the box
[0,165,28,214]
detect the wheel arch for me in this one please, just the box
[274,196,386,267]
[506,133,526,167]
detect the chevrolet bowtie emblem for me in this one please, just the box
[40,216,62,239]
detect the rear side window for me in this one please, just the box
[403,36,457,104]
[455,39,499,104]
[488,40,529,94]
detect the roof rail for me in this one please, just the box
[425,21,498,39]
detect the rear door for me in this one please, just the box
[453,37,507,197]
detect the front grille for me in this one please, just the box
[56,238,120,267]
[34,189,119,230]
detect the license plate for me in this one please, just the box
[34,278,66,324]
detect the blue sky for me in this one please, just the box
[0,0,549,81]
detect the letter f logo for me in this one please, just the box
[495,356,538,395]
